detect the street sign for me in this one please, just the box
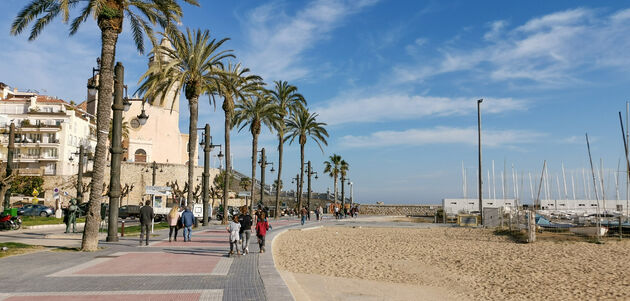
[238,191,251,197]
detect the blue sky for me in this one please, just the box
[2,0,630,204]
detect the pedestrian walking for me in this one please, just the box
[300,207,308,225]
[315,205,320,221]
[238,206,253,254]
[166,204,180,242]
[139,200,154,246]
[334,205,339,219]
[181,206,194,242]
[256,211,270,253]
[227,215,241,256]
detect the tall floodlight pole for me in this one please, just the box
[586,133,601,242]
[106,62,124,242]
[477,99,483,223]
[3,123,15,209]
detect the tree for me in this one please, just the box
[239,177,251,191]
[285,106,328,211]
[137,28,233,216]
[324,154,342,204]
[234,90,281,213]
[211,170,234,209]
[11,0,198,251]
[215,63,262,223]
[269,81,305,219]
[272,179,283,193]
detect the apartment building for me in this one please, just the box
[0,83,96,176]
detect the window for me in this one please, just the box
[591,204,597,207]
[450,202,457,205]
[468,202,474,205]
[559,204,565,206]
[505,203,511,205]
[135,149,147,163]
[578,204,585,207]
[487,202,493,205]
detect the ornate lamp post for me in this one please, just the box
[291,174,300,210]
[2,123,15,209]
[257,148,274,210]
[69,145,92,203]
[142,161,163,186]
[91,62,150,242]
[197,124,221,225]
[304,161,318,217]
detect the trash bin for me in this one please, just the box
[4,208,18,217]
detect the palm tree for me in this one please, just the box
[137,28,233,213]
[239,177,251,191]
[11,0,197,251]
[234,90,281,213]
[285,106,328,212]
[215,63,262,223]
[273,179,283,194]
[340,159,349,213]
[324,154,342,204]
[269,81,305,219]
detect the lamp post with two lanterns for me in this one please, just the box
[198,123,222,225]
[257,148,274,211]
[88,61,149,242]
[304,161,318,216]
[69,145,92,203]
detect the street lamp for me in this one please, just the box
[304,161,318,217]
[86,58,100,97]
[196,123,222,226]
[348,181,354,206]
[258,148,274,210]
[142,161,163,186]
[291,174,300,208]
[69,145,92,203]
[1,123,15,209]
[122,85,149,125]
[477,98,483,225]
[106,62,149,242]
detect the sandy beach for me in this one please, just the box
[274,226,630,300]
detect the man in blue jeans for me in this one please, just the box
[181,206,195,242]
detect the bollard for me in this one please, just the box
[121,220,125,237]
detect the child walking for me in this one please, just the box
[227,215,241,256]
[255,212,270,253]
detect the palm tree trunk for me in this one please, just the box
[250,133,258,213]
[222,105,232,224]
[298,142,305,211]
[333,174,338,204]
[275,133,283,219]
[341,177,345,215]
[81,27,118,251]
[187,97,199,206]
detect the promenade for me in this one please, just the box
[0,216,308,301]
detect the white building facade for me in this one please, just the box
[0,83,96,176]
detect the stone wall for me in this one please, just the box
[34,162,248,208]
[360,204,441,216]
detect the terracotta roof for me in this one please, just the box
[36,95,67,104]
[77,101,88,111]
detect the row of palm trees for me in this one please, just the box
[10,0,331,251]
[324,154,350,208]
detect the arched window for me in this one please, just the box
[134,149,147,163]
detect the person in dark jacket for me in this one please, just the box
[139,200,154,246]
[181,206,195,242]
[238,206,253,254]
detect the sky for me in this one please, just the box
[2,0,630,204]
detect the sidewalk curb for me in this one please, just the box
[260,222,324,301]
[24,223,86,230]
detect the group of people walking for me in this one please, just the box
[139,202,196,246]
[227,206,271,256]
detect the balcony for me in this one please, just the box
[15,168,43,176]
[12,154,59,162]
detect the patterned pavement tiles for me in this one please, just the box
[0,289,222,301]
[48,251,232,277]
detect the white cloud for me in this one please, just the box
[394,8,630,86]
[339,127,546,148]
[315,93,526,125]
[241,0,379,81]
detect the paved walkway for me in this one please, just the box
[0,216,321,301]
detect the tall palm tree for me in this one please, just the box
[269,81,305,219]
[340,159,349,212]
[324,154,342,204]
[215,63,262,224]
[137,28,233,213]
[234,90,281,212]
[11,0,197,251]
[285,106,328,212]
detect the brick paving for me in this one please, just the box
[0,216,307,301]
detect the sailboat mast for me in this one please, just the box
[492,160,496,200]
[571,172,576,200]
[562,162,568,200]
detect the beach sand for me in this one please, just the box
[274,226,630,300]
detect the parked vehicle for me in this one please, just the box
[216,206,236,221]
[17,204,54,217]
[0,212,22,230]
[118,205,141,219]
